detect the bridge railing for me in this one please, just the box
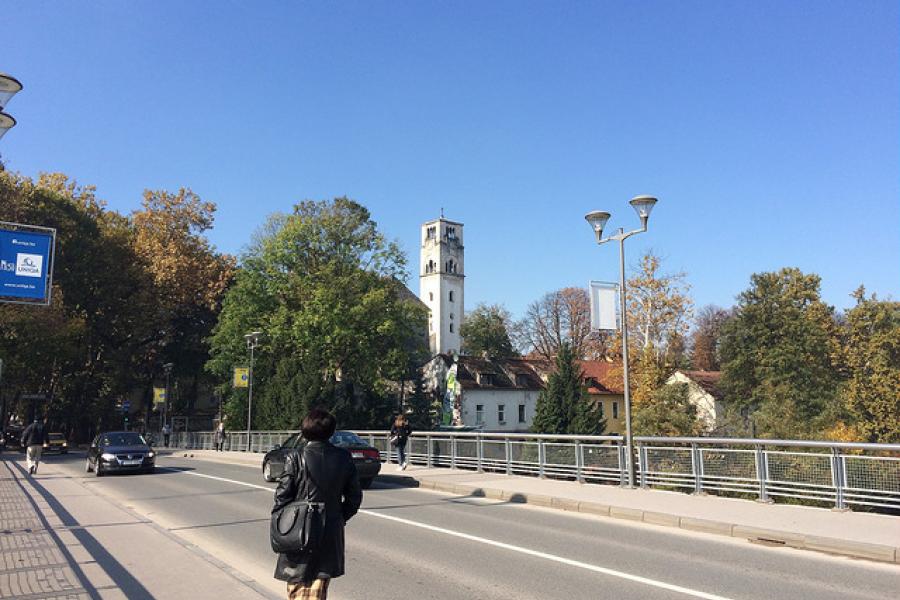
[169,430,900,511]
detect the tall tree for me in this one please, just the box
[206,198,428,430]
[719,268,842,438]
[841,288,900,443]
[461,303,517,358]
[518,287,605,361]
[531,343,601,434]
[690,305,731,371]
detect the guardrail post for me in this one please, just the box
[691,443,704,495]
[538,439,545,479]
[755,444,771,503]
[618,442,627,487]
[638,445,648,489]
[477,435,484,473]
[832,447,847,511]
[575,440,583,483]
[451,437,457,470]
[427,435,434,468]
[505,438,512,476]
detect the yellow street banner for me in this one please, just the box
[233,367,250,388]
[153,387,166,408]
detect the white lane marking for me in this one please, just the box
[163,467,735,599]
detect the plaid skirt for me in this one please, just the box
[287,578,330,600]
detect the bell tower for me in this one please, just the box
[420,217,464,355]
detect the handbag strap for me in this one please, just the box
[298,445,323,502]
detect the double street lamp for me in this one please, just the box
[0,73,23,143]
[585,195,658,488]
[244,331,262,451]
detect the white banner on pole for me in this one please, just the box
[589,281,619,331]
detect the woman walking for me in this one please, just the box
[272,408,362,600]
[390,414,412,470]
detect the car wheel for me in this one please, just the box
[360,478,373,489]
[263,460,274,482]
[85,457,92,473]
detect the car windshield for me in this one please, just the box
[102,432,146,446]
[49,433,65,440]
[330,431,365,447]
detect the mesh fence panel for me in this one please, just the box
[544,443,577,467]
[844,455,900,492]
[766,451,832,486]
[701,448,756,480]
[582,445,620,470]
[645,447,693,475]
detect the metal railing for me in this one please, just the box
[169,430,900,511]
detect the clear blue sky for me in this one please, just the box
[4,1,898,319]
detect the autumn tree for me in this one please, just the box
[461,303,517,358]
[690,305,731,371]
[206,198,428,430]
[518,287,606,361]
[719,268,842,438]
[632,382,702,436]
[841,288,900,443]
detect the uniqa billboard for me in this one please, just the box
[0,221,57,305]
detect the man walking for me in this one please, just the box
[214,422,226,452]
[21,417,48,475]
[162,423,171,448]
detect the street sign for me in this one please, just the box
[233,367,249,388]
[0,221,56,306]
[153,387,166,410]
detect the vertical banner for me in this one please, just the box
[589,281,619,331]
[233,367,249,388]
[153,388,166,410]
[443,362,462,426]
[0,222,56,305]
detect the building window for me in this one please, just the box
[427,226,436,240]
[515,374,529,387]
[449,323,454,333]
[598,402,604,419]
[429,292,433,301]
[475,405,483,424]
[477,373,493,386]
[449,291,454,302]
[612,401,619,419]
[518,404,526,423]
[498,404,505,424]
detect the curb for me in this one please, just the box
[419,479,900,565]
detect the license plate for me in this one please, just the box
[121,459,142,466]
[351,452,363,458]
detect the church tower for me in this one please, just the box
[420,217,464,355]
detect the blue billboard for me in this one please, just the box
[0,222,56,305]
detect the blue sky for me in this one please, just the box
[3,1,897,319]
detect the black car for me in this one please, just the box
[86,431,156,476]
[262,430,382,488]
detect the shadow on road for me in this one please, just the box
[5,458,158,600]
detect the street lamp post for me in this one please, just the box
[244,331,262,451]
[162,363,174,435]
[585,195,658,488]
[0,73,23,160]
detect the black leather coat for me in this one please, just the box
[272,440,362,583]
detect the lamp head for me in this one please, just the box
[0,112,16,141]
[629,195,657,228]
[0,74,23,111]
[584,211,611,242]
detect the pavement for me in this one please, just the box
[0,451,274,600]
[168,447,900,565]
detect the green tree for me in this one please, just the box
[531,343,600,434]
[461,303,517,358]
[842,289,900,442]
[719,268,842,438]
[206,198,428,430]
[633,382,702,436]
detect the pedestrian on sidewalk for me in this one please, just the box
[390,414,412,470]
[162,423,171,448]
[21,417,48,475]
[214,422,226,452]
[272,407,362,600]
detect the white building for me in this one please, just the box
[419,217,464,355]
[665,370,724,433]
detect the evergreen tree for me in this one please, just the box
[633,383,702,436]
[531,343,598,434]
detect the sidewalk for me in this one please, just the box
[174,448,900,565]
[0,452,275,600]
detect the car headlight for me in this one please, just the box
[101,452,117,461]
[146,451,155,458]
[43,443,49,448]
[62,442,67,447]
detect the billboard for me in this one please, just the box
[0,222,56,305]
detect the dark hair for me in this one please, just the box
[301,407,336,442]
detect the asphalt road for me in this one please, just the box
[36,451,899,600]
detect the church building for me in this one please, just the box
[419,217,464,355]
